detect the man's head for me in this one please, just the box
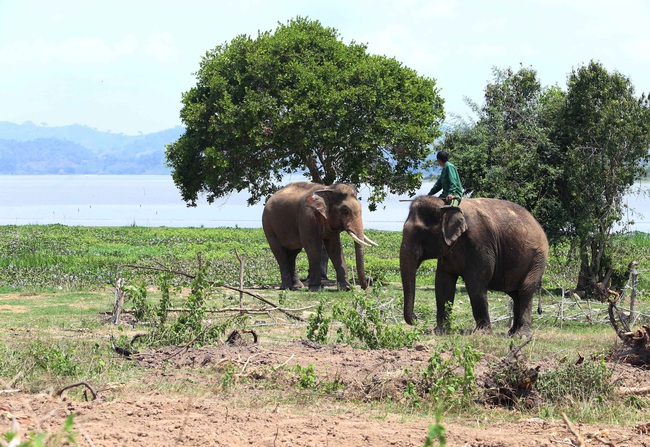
[436,151,449,164]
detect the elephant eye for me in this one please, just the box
[340,207,350,215]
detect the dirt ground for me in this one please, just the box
[2,339,650,447]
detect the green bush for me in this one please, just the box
[332,290,422,349]
[537,358,614,403]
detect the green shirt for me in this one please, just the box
[428,161,463,200]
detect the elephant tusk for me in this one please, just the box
[347,231,371,247]
[364,235,379,247]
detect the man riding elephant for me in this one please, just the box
[428,151,463,207]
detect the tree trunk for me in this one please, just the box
[576,237,604,299]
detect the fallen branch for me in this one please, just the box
[593,435,618,447]
[226,329,258,345]
[241,353,259,373]
[608,297,650,366]
[121,262,306,322]
[165,325,213,360]
[54,381,98,401]
[617,386,650,396]
[506,336,533,361]
[561,412,585,447]
[110,334,135,358]
[0,389,21,394]
[117,306,315,315]
[273,354,295,371]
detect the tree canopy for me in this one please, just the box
[439,61,650,296]
[556,61,650,293]
[445,66,566,239]
[166,17,444,210]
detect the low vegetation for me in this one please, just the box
[1,225,649,445]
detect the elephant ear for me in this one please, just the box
[306,192,329,220]
[441,208,467,246]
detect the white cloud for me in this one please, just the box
[145,32,178,63]
[0,35,138,67]
[619,38,650,63]
[0,32,182,69]
[407,0,457,20]
[472,17,508,34]
[459,43,507,60]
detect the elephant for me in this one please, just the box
[262,182,378,291]
[399,196,549,336]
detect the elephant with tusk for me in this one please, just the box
[262,182,377,291]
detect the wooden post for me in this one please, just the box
[234,249,245,310]
[112,278,125,324]
[629,261,639,326]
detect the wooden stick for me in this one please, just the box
[0,389,21,394]
[561,413,585,447]
[54,381,98,401]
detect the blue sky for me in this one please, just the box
[1,0,649,135]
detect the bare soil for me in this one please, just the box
[2,339,650,446]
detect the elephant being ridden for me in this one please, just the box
[262,182,377,291]
[400,196,549,335]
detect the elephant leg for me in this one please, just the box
[324,236,350,291]
[286,248,304,290]
[304,244,330,282]
[304,240,325,291]
[434,268,458,334]
[267,236,303,290]
[464,279,492,332]
[319,244,329,279]
[508,286,535,336]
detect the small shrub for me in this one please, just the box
[125,280,150,321]
[333,290,422,349]
[537,357,614,403]
[3,413,77,447]
[404,380,421,408]
[422,411,447,447]
[220,362,237,389]
[295,364,318,389]
[420,345,483,407]
[306,297,331,344]
[29,343,79,377]
[119,266,238,348]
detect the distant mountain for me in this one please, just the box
[0,121,185,174]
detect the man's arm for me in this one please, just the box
[428,176,442,195]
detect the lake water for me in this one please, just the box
[0,175,649,233]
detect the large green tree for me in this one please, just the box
[166,17,444,210]
[440,66,567,240]
[556,61,650,295]
[440,62,650,296]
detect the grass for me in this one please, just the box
[0,224,649,433]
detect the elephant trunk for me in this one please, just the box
[354,242,368,289]
[400,242,418,325]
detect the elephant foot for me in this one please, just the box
[337,282,351,291]
[466,326,492,336]
[473,324,493,335]
[508,325,532,337]
[308,283,323,292]
[433,326,448,336]
[292,280,304,290]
